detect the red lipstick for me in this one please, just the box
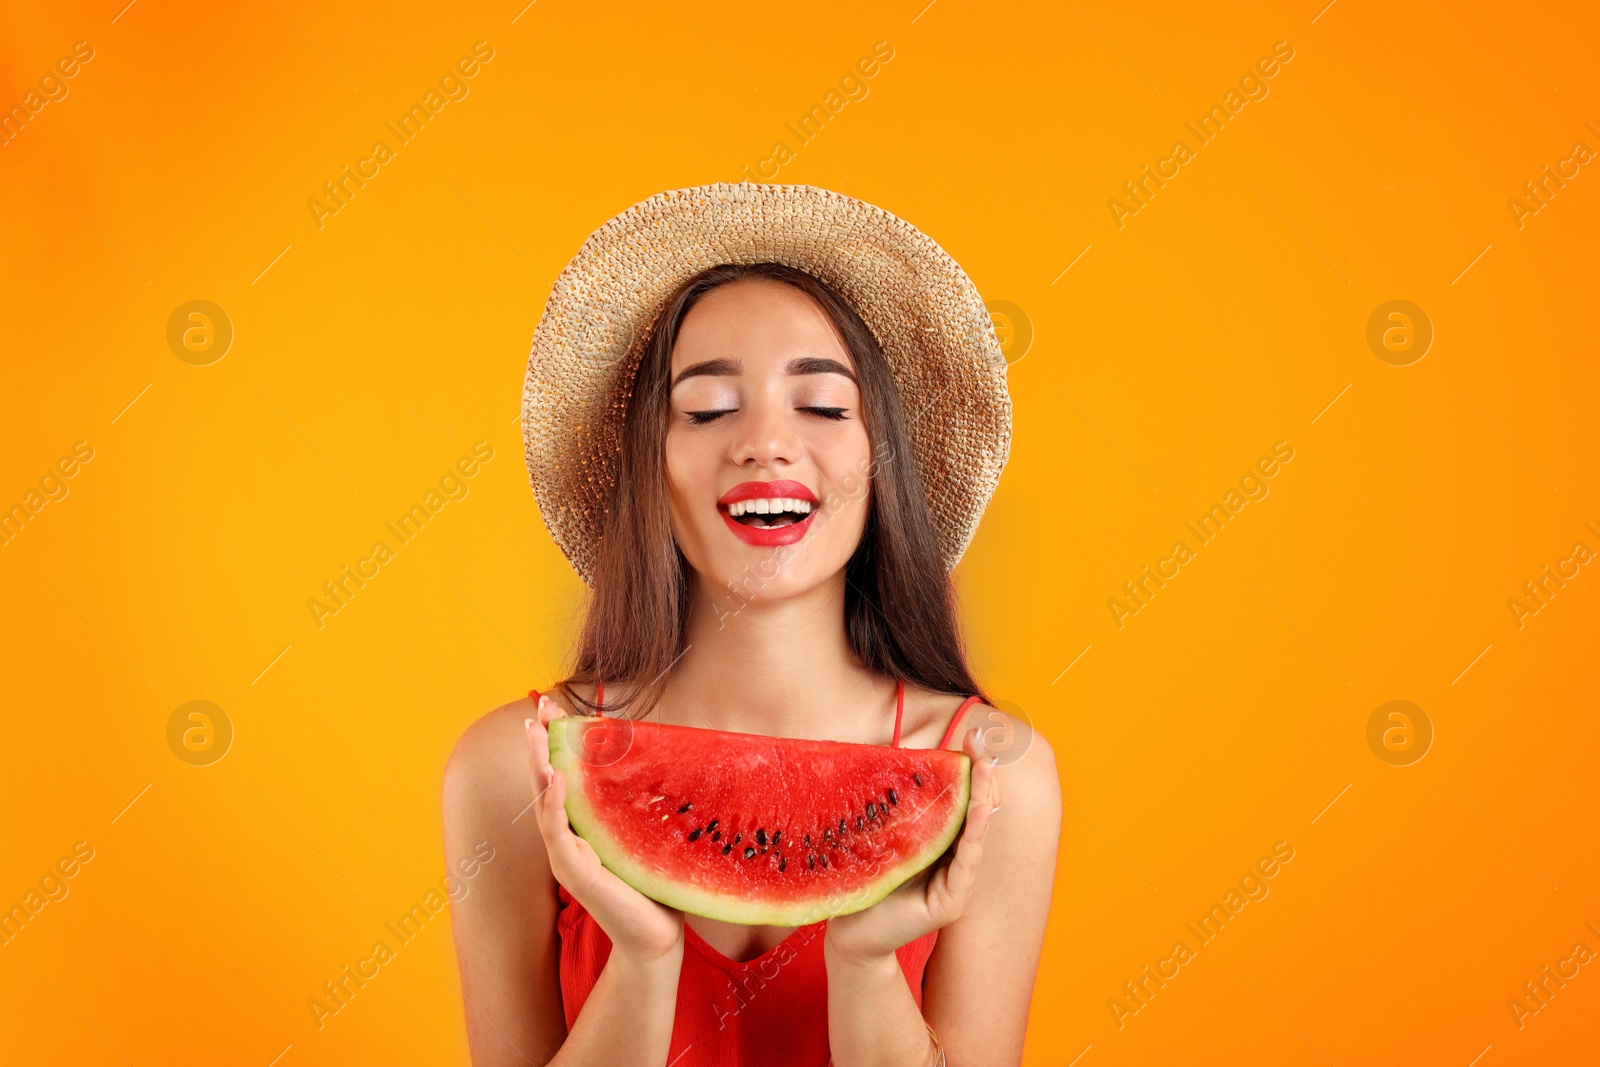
[717,479,819,506]
[717,479,820,547]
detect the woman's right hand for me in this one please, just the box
[525,694,686,965]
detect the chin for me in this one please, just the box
[689,537,855,604]
[708,555,823,598]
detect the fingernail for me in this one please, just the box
[988,755,999,766]
[524,717,534,733]
[545,766,555,786]
[991,803,1001,813]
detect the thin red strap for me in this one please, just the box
[890,679,905,747]
[596,680,604,713]
[531,684,604,712]
[939,695,983,750]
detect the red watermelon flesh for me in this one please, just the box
[547,716,972,926]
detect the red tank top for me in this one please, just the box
[529,678,982,1066]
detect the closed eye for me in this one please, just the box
[684,407,850,425]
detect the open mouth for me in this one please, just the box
[716,480,821,547]
[722,497,814,529]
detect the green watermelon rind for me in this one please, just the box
[547,717,972,927]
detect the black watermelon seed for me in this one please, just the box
[807,855,815,869]
[867,803,878,820]
[678,802,692,813]
[819,855,828,868]
[772,830,781,846]
[688,828,702,842]
[778,857,787,872]
[707,819,719,832]
[743,847,755,859]
[838,819,846,834]
[913,772,922,787]
[734,832,742,844]
[855,816,864,831]
[711,830,721,842]
[755,829,767,846]
[887,788,898,805]
[721,843,732,854]
[804,833,812,846]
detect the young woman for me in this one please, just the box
[443,185,1060,1066]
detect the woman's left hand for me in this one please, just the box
[823,725,1000,966]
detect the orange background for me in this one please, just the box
[2,1,1597,1064]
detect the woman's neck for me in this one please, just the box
[660,570,892,742]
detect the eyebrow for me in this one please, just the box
[669,356,857,391]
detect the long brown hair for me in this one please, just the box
[554,262,993,719]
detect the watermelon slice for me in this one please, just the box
[548,716,971,926]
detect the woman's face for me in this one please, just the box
[664,279,874,604]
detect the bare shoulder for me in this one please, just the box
[450,696,536,762]
[442,694,574,1059]
[901,684,1057,768]
[983,712,1060,828]
[922,697,1059,1057]
[442,697,535,819]
[442,684,595,816]
[967,704,1059,803]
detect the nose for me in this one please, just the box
[727,389,801,470]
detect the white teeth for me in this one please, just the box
[727,497,813,517]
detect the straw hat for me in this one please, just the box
[521,182,1012,587]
